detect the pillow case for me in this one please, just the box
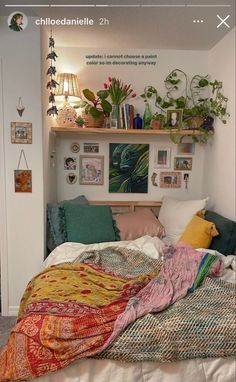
[64,204,117,244]
[113,208,165,241]
[205,210,236,256]
[158,196,208,243]
[179,215,219,249]
[47,195,89,251]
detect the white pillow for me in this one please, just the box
[158,197,208,243]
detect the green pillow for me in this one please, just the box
[64,204,117,244]
[47,195,89,251]
[205,210,236,256]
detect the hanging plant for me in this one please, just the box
[46,32,59,116]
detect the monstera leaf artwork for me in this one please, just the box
[109,143,149,193]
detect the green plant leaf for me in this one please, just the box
[97,90,109,99]
[83,89,96,102]
[77,100,88,108]
[198,79,209,87]
[89,107,102,118]
[101,99,112,113]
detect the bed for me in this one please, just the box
[0,200,236,382]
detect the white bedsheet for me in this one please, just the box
[40,237,236,382]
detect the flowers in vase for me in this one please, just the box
[104,77,136,104]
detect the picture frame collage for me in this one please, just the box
[64,142,104,185]
[153,143,195,189]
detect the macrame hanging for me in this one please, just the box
[46,30,59,116]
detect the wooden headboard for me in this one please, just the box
[89,200,162,216]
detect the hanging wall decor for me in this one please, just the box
[66,173,77,184]
[11,122,32,144]
[14,149,32,192]
[70,142,80,153]
[16,97,25,117]
[160,171,181,188]
[46,30,58,116]
[109,143,149,193]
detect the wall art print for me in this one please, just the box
[109,143,149,193]
[79,155,104,185]
[11,122,32,144]
[160,171,181,188]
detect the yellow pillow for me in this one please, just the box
[179,215,219,249]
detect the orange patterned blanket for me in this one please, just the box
[0,261,156,381]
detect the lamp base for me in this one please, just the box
[56,102,77,127]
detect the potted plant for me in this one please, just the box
[77,89,112,128]
[151,113,165,129]
[75,116,85,128]
[141,69,230,142]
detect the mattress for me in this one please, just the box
[37,236,236,382]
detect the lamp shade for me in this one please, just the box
[55,73,81,103]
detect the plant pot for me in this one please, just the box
[189,116,204,129]
[151,120,162,130]
[82,112,104,128]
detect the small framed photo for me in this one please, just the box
[64,157,77,170]
[166,109,183,130]
[14,170,32,192]
[11,122,32,144]
[160,171,181,188]
[174,157,192,171]
[79,155,104,185]
[84,142,99,153]
[177,143,195,155]
[155,147,171,169]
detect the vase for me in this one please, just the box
[110,104,120,129]
[143,102,152,129]
[133,113,143,129]
[151,120,162,130]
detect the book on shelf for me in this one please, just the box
[120,104,134,129]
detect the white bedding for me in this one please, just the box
[40,236,236,382]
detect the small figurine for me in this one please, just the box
[49,36,55,48]
[47,66,57,76]
[46,79,59,90]
[47,105,58,116]
[46,51,58,61]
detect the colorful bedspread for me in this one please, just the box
[0,244,234,381]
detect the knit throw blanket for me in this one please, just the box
[0,244,235,381]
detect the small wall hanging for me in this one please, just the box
[184,173,189,190]
[160,171,181,188]
[84,142,99,153]
[46,30,58,116]
[154,147,171,169]
[177,143,195,155]
[11,122,32,144]
[70,142,80,153]
[14,149,32,192]
[16,97,25,117]
[151,172,158,187]
[174,157,192,171]
[80,155,104,185]
[64,156,77,170]
[66,173,77,184]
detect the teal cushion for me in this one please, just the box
[64,204,117,244]
[205,210,236,256]
[47,195,89,251]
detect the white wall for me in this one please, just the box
[0,17,44,314]
[53,48,208,202]
[204,29,235,220]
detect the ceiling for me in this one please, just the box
[0,0,235,49]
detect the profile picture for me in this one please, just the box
[64,157,77,170]
[8,12,28,32]
[167,109,183,129]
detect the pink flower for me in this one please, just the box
[104,83,108,89]
[108,76,112,82]
[132,93,136,98]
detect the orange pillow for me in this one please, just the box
[113,208,165,241]
[179,215,219,249]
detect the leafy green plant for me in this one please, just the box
[78,89,112,118]
[75,116,85,127]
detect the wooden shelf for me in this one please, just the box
[51,127,206,136]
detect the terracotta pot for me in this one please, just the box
[82,112,104,128]
[189,116,204,129]
[151,120,162,130]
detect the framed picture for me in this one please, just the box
[174,157,193,170]
[11,122,32,144]
[160,171,181,188]
[79,155,104,185]
[177,143,195,155]
[64,156,77,170]
[84,142,99,153]
[155,147,171,169]
[166,109,183,130]
[14,170,32,192]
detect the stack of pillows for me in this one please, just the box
[47,195,236,256]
